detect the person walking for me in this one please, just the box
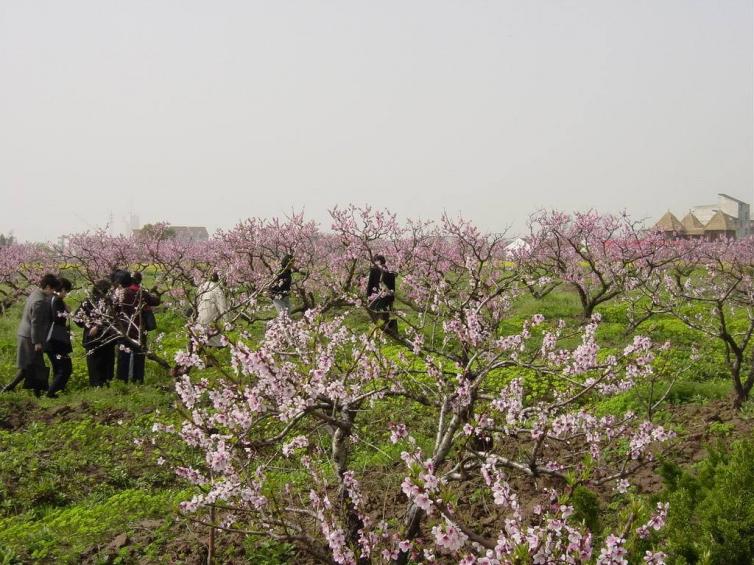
[270,254,293,314]
[366,255,397,334]
[113,271,160,384]
[45,277,73,398]
[3,274,59,396]
[74,279,116,386]
[197,272,228,347]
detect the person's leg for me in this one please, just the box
[30,353,49,396]
[384,297,396,335]
[132,349,146,384]
[367,297,384,323]
[2,368,26,392]
[7,336,31,392]
[116,348,130,382]
[87,351,100,387]
[59,356,72,392]
[132,336,148,383]
[370,297,391,327]
[47,353,64,397]
[102,344,115,384]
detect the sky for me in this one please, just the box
[0,0,752,242]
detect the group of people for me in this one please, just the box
[3,270,160,397]
[264,252,397,326]
[3,253,397,398]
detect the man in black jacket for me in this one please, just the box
[45,277,73,398]
[270,254,294,314]
[3,273,60,396]
[367,255,396,332]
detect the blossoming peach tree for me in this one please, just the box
[0,242,56,311]
[644,237,754,408]
[153,209,674,564]
[514,210,673,321]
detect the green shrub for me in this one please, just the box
[570,485,601,533]
[665,381,730,405]
[660,439,754,564]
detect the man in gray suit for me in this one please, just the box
[3,273,60,396]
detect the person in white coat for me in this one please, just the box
[197,273,228,347]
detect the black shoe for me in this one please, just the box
[46,391,59,398]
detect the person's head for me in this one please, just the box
[56,277,73,298]
[92,279,111,299]
[281,254,293,269]
[210,272,219,283]
[373,254,386,267]
[110,269,125,283]
[131,271,143,285]
[38,273,60,295]
[113,270,133,288]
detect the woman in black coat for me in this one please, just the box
[74,279,116,387]
[113,270,160,384]
[45,277,73,398]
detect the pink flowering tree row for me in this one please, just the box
[8,207,754,413]
[153,208,678,564]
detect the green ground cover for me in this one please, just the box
[0,289,753,563]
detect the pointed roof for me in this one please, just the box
[653,211,684,233]
[681,212,705,235]
[704,210,737,232]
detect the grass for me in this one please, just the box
[0,489,187,563]
[0,285,748,562]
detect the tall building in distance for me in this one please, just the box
[128,212,140,234]
[653,193,751,240]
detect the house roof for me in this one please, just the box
[704,210,738,232]
[680,212,705,235]
[653,211,684,233]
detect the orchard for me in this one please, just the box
[2,207,754,564]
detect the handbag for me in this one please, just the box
[23,362,50,391]
[142,309,157,332]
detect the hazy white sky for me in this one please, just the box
[1,1,752,242]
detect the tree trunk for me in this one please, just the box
[394,505,424,565]
[331,413,370,565]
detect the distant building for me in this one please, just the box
[653,193,751,240]
[170,226,210,242]
[653,211,684,238]
[132,225,209,242]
